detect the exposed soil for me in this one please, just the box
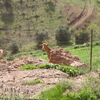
[0,69,69,98]
[0,68,99,98]
[69,0,94,28]
[0,56,99,98]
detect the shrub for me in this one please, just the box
[34,28,50,48]
[44,1,55,12]
[75,32,89,44]
[8,40,19,54]
[55,26,71,45]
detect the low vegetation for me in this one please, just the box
[35,77,100,100]
[20,64,89,77]
[21,79,42,85]
[37,81,72,100]
[0,1,100,99]
[1,77,100,100]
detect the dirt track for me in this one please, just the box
[70,0,94,28]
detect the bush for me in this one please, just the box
[8,40,19,54]
[55,26,71,45]
[75,32,89,44]
[34,28,50,48]
[44,1,55,12]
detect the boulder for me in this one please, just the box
[49,46,86,67]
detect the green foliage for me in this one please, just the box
[44,1,55,12]
[20,64,79,77]
[22,79,41,85]
[38,82,72,99]
[2,77,100,100]
[38,64,79,77]
[62,88,97,100]
[1,13,14,25]
[93,41,100,46]
[34,28,50,48]
[37,77,100,100]
[78,88,97,100]
[20,64,37,70]
[75,32,90,44]
[1,0,14,25]
[87,77,100,99]
[65,45,100,68]
[62,66,79,77]
[8,40,19,54]
[55,26,71,45]
[75,67,89,75]
[0,37,5,47]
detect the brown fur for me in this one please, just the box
[39,43,51,60]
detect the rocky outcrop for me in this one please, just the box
[10,56,48,68]
[0,56,49,71]
[49,46,86,67]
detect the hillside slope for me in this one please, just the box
[0,0,100,48]
[70,0,94,29]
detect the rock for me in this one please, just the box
[10,56,49,68]
[49,46,86,67]
[0,56,49,71]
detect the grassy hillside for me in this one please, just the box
[0,0,100,49]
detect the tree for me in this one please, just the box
[75,32,89,44]
[8,40,19,54]
[34,28,50,48]
[55,26,71,45]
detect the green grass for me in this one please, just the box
[21,79,41,85]
[1,77,100,100]
[35,77,100,100]
[63,45,100,69]
[8,42,100,74]
[20,64,86,77]
[20,64,37,70]
[37,81,72,100]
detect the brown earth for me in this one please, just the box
[0,69,69,98]
[0,56,49,71]
[0,67,99,98]
[0,55,99,98]
[0,46,98,98]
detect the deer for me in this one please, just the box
[39,43,51,61]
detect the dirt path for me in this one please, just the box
[70,0,94,28]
